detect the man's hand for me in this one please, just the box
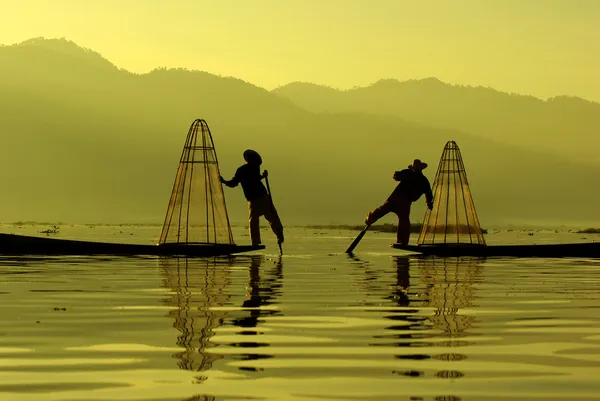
[262,170,269,178]
[219,175,225,183]
[427,200,434,211]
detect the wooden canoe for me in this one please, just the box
[392,242,600,258]
[0,233,264,257]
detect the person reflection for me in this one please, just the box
[385,256,411,307]
[159,256,234,376]
[229,254,284,371]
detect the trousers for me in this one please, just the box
[365,196,412,245]
[248,194,284,246]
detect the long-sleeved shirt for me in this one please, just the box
[388,168,433,204]
[223,163,267,201]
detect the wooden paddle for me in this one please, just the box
[264,171,283,255]
[345,224,371,253]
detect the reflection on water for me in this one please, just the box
[420,257,483,340]
[420,257,483,382]
[2,229,600,401]
[159,255,284,376]
[366,256,482,388]
[160,257,235,377]
[230,255,283,372]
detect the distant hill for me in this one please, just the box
[273,79,600,165]
[1,38,600,228]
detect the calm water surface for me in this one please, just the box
[1,225,600,400]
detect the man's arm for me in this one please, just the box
[220,173,240,188]
[424,178,434,210]
[393,169,410,181]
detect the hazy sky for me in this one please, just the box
[2,0,599,102]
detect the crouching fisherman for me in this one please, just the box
[220,149,284,247]
[365,159,434,245]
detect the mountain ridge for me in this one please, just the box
[273,78,599,105]
[272,79,600,164]
[7,37,597,104]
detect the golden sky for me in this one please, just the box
[1,0,598,101]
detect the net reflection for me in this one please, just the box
[419,257,484,343]
[418,257,484,383]
[159,256,235,374]
[229,255,284,372]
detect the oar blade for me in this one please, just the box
[345,225,370,253]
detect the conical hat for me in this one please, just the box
[409,159,428,170]
[243,149,262,165]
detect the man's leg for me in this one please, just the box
[395,200,412,245]
[248,200,264,246]
[365,202,392,226]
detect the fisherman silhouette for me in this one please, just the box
[220,149,284,247]
[365,159,433,245]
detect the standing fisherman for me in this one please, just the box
[365,159,434,245]
[220,149,284,248]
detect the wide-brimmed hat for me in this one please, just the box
[409,159,428,170]
[243,149,262,165]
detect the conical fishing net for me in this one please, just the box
[159,119,234,245]
[417,141,486,246]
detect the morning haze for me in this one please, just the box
[1,1,599,227]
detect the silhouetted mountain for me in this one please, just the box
[11,37,118,71]
[1,38,599,227]
[273,79,600,165]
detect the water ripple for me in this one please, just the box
[1,228,600,400]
